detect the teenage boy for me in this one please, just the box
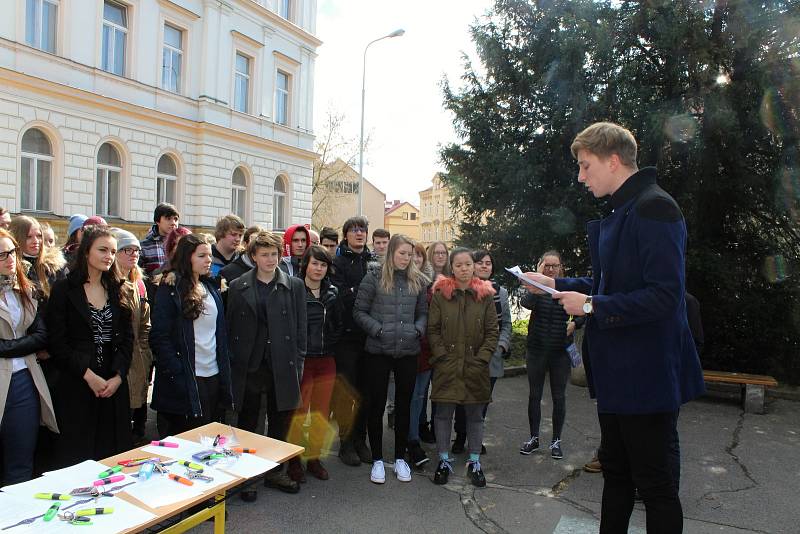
[371,229,390,258]
[227,231,307,500]
[219,225,264,283]
[211,214,245,277]
[140,203,179,277]
[279,224,311,277]
[320,227,339,256]
[526,122,704,534]
[330,215,378,466]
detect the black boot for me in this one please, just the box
[451,433,466,454]
[338,440,361,466]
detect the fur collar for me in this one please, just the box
[432,275,495,301]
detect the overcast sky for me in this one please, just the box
[313,0,494,207]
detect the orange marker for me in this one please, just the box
[231,447,256,454]
[168,473,194,486]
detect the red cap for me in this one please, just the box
[83,216,108,228]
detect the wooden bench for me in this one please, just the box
[703,370,778,414]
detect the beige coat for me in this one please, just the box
[127,282,153,409]
[0,291,58,432]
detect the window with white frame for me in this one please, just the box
[20,128,52,211]
[273,176,287,230]
[162,24,183,93]
[96,143,121,216]
[231,168,247,219]
[234,53,250,113]
[275,70,290,126]
[157,154,177,205]
[101,1,127,76]
[25,0,58,54]
[278,0,291,20]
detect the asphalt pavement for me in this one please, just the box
[174,374,798,534]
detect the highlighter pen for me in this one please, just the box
[178,460,205,472]
[168,473,194,486]
[43,502,61,521]
[75,507,114,517]
[117,456,154,467]
[92,474,125,486]
[230,447,257,454]
[97,465,122,478]
[150,441,179,448]
[34,493,71,500]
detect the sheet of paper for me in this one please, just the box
[0,491,46,533]
[122,463,214,509]
[211,453,279,479]
[505,266,558,295]
[139,436,209,459]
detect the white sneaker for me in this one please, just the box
[394,458,412,482]
[370,460,385,484]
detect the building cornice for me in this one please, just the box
[227,0,322,48]
[157,0,202,19]
[0,67,318,161]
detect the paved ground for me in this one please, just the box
[165,375,798,534]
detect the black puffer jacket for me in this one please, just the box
[353,268,428,357]
[521,292,583,351]
[306,279,344,357]
[331,241,378,341]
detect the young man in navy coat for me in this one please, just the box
[526,122,705,533]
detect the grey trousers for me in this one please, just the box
[435,402,484,456]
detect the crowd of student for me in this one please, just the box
[0,202,584,503]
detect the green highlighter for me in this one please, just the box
[43,502,61,521]
[178,460,205,472]
[75,507,114,517]
[97,465,123,478]
[34,493,71,500]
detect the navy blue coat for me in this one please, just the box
[557,167,705,414]
[149,273,233,418]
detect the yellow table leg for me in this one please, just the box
[159,494,226,534]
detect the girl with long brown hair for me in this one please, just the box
[8,215,65,302]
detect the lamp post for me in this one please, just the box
[358,28,405,216]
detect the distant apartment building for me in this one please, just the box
[383,200,420,241]
[0,0,319,237]
[419,172,459,248]
[312,157,385,237]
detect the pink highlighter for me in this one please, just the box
[150,441,179,448]
[93,474,125,486]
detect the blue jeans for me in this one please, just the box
[1,369,40,485]
[407,369,432,443]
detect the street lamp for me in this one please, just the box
[358,28,405,216]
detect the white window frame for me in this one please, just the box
[233,52,251,113]
[96,143,122,217]
[275,69,290,126]
[101,0,128,76]
[277,0,292,21]
[231,167,248,220]
[161,23,183,93]
[25,0,59,54]
[20,128,53,212]
[272,51,300,128]
[156,154,178,206]
[272,175,288,230]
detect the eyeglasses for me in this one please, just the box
[543,264,562,270]
[433,251,448,256]
[348,227,367,234]
[121,247,141,256]
[0,248,17,261]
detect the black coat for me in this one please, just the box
[305,279,344,357]
[46,274,133,467]
[331,242,377,342]
[226,269,307,412]
[149,273,234,418]
[219,255,255,284]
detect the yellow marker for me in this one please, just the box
[34,493,71,501]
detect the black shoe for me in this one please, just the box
[433,459,453,485]
[264,470,300,494]
[240,489,257,502]
[451,434,466,454]
[550,439,563,460]
[408,443,430,467]
[353,439,372,464]
[520,436,539,455]
[387,412,395,429]
[480,444,487,455]
[338,441,361,466]
[419,423,436,444]
[467,460,486,488]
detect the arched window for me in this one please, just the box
[20,128,53,211]
[96,142,121,216]
[231,167,247,219]
[157,154,177,205]
[273,175,287,230]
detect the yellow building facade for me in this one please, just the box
[419,172,459,248]
[312,158,386,237]
[383,200,420,241]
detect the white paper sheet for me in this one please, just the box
[121,458,235,509]
[0,491,46,533]
[505,266,558,295]
[211,453,279,479]
[139,436,208,459]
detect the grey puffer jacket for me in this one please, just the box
[353,268,428,358]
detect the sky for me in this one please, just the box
[313,0,494,207]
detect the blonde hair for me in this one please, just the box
[570,122,638,168]
[8,215,65,299]
[380,235,426,295]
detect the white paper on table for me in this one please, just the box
[211,453,279,479]
[139,436,208,459]
[1,473,75,498]
[0,491,46,533]
[122,458,237,509]
[505,266,558,295]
